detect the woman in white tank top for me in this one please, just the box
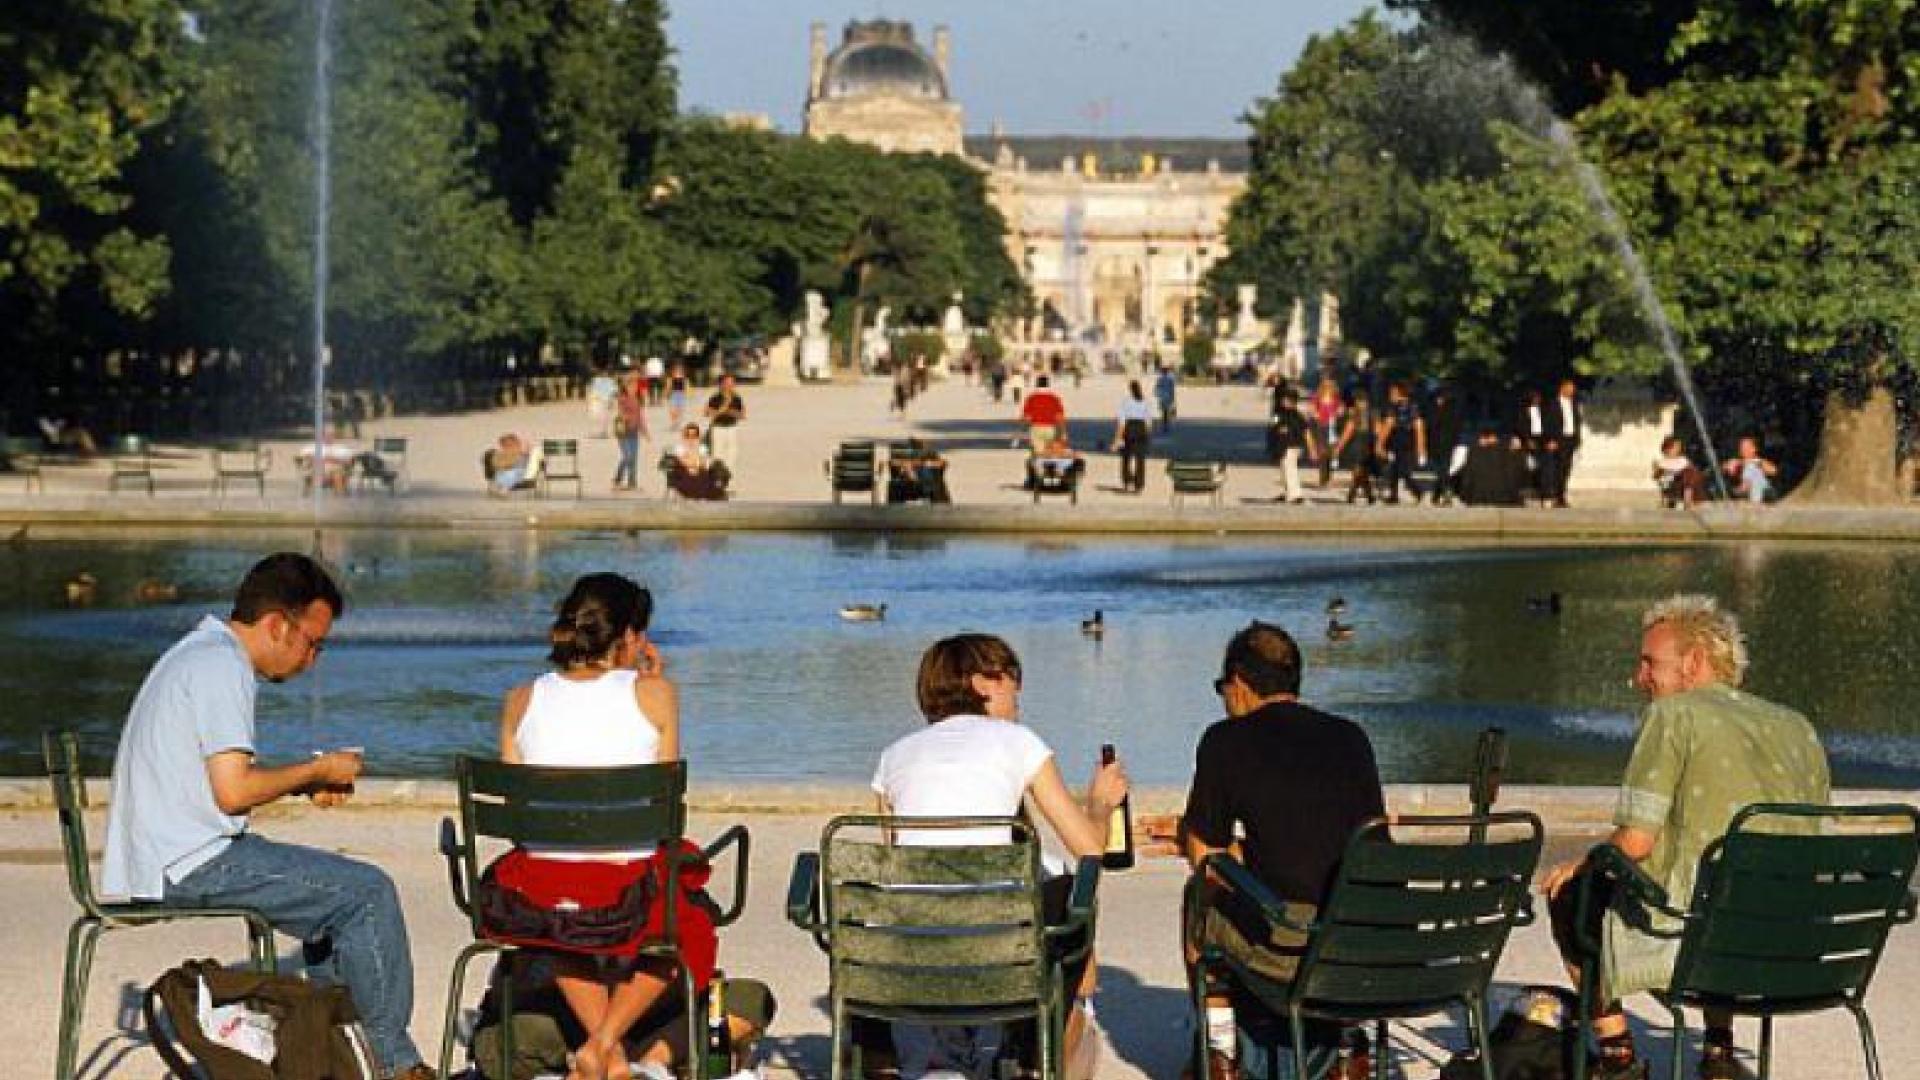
[498,573,680,1080]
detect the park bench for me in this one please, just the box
[210,440,272,497]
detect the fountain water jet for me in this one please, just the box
[1547,120,1732,500]
[308,0,334,523]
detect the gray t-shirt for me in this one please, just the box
[102,616,256,899]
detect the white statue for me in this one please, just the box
[942,293,966,337]
[1234,283,1259,341]
[803,290,829,339]
[799,289,831,380]
[939,292,967,376]
[862,306,892,370]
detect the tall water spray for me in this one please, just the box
[1547,121,1732,499]
[308,0,334,525]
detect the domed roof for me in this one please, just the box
[825,42,948,101]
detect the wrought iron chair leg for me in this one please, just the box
[1847,1001,1882,1080]
[1758,1014,1773,1080]
[1288,1007,1312,1080]
[1375,1018,1390,1080]
[1465,998,1495,1080]
[682,963,701,1080]
[56,917,96,1080]
[437,942,495,1077]
[829,998,847,1080]
[1666,1000,1688,1080]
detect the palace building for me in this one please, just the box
[802,19,1250,352]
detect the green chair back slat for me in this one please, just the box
[1682,954,1876,1003]
[1331,879,1520,923]
[835,880,1033,926]
[834,922,1039,967]
[458,757,686,848]
[1693,910,1895,960]
[373,437,408,454]
[831,838,1035,888]
[1340,837,1539,884]
[1315,920,1513,965]
[1720,831,1916,877]
[840,960,1042,1009]
[1298,958,1496,1006]
[1714,873,1911,921]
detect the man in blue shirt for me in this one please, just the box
[103,552,435,1079]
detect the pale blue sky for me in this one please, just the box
[668,0,1381,137]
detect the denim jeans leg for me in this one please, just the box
[165,834,424,1073]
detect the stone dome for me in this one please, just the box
[825,42,948,100]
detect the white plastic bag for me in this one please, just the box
[196,974,277,1064]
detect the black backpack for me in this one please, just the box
[1439,987,1580,1080]
[144,959,380,1080]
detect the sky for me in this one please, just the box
[668,0,1381,137]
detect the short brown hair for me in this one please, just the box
[916,634,1022,722]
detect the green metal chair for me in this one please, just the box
[1168,459,1227,508]
[3,435,45,493]
[209,440,272,497]
[43,730,276,1080]
[537,438,582,498]
[786,815,1100,1080]
[825,441,880,504]
[109,434,155,494]
[1191,811,1542,1080]
[435,756,750,1079]
[1573,803,1920,1080]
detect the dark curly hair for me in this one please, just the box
[548,573,653,668]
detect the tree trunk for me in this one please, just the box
[1788,382,1905,506]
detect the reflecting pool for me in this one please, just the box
[5,530,1917,787]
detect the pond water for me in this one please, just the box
[5,529,1918,788]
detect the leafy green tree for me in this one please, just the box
[0,1,185,356]
[1411,0,1920,501]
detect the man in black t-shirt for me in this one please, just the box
[703,374,746,471]
[1182,621,1385,1080]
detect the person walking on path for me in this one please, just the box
[1545,378,1584,507]
[1376,381,1427,505]
[1332,390,1379,505]
[1540,595,1829,1080]
[703,374,746,471]
[1311,379,1343,487]
[1154,366,1178,433]
[611,373,648,491]
[666,364,690,430]
[1269,388,1317,504]
[1183,621,1386,1080]
[642,355,665,405]
[1112,379,1155,493]
[101,553,437,1079]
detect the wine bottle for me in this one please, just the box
[704,970,733,1077]
[1100,743,1134,870]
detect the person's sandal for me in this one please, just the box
[1698,1040,1753,1080]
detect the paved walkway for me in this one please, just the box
[8,371,1917,539]
[6,800,1918,1080]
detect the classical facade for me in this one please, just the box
[803,20,1253,349]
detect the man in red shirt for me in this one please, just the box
[1019,375,1067,451]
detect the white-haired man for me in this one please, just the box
[1541,595,1829,1080]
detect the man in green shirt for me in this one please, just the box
[1542,595,1829,1080]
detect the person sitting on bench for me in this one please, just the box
[887,439,951,504]
[483,434,533,497]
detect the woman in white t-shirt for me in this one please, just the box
[498,573,681,1080]
[869,633,1128,1077]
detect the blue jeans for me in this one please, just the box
[613,431,640,487]
[165,834,423,1074]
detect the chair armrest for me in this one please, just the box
[439,817,472,917]
[1045,856,1102,965]
[1896,888,1918,926]
[1513,888,1538,927]
[701,825,751,927]
[1203,852,1318,934]
[786,851,830,952]
[1578,843,1690,945]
